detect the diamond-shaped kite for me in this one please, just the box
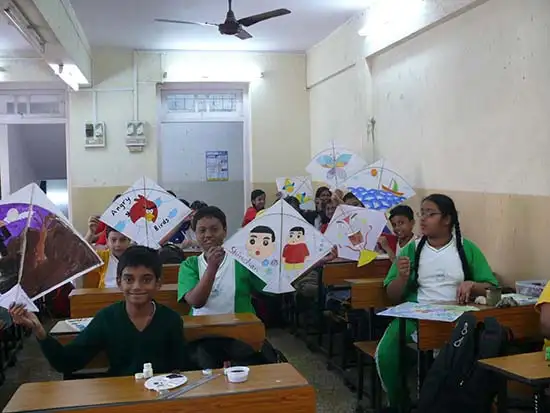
[276,176,315,210]
[0,183,102,311]
[224,200,333,293]
[99,177,192,249]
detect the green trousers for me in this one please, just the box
[375,319,417,407]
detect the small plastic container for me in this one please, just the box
[515,280,548,298]
[226,366,250,383]
[143,363,153,379]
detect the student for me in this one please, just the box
[179,206,267,315]
[242,190,266,227]
[378,205,417,262]
[536,283,550,346]
[9,246,188,376]
[342,192,365,207]
[319,200,337,233]
[85,194,122,246]
[377,194,498,410]
[90,226,131,288]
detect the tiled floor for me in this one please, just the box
[0,328,357,412]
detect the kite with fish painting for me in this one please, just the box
[0,183,102,312]
[275,176,314,210]
[223,200,333,293]
[306,143,367,189]
[99,177,192,249]
[324,204,387,267]
[344,159,416,211]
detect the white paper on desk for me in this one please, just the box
[0,285,39,312]
[377,302,479,323]
[65,318,92,332]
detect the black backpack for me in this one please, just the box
[417,314,511,413]
[186,336,287,370]
[158,243,186,264]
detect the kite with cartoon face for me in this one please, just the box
[246,226,276,265]
[282,226,310,271]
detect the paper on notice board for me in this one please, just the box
[206,150,229,182]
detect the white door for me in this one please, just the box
[160,122,245,236]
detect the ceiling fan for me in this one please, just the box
[155,0,291,40]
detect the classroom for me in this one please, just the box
[0,0,549,412]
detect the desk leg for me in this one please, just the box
[533,386,547,413]
[496,377,507,413]
[317,270,325,348]
[398,318,407,413]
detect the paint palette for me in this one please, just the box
[144,374,188,391]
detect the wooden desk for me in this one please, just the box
[417,304,539,351]
[183,249,202,257]
[323,258,391,286]
[346,278,391,309]
[69,285,189,318]
[3,364,315,413]
[479,352,550,413]
[51,313,266,352]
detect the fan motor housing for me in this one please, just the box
[219,21,240,35]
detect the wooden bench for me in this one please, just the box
[69,285,189,318]
[82,264,183,289]
[346,278,392,310]
[323,257,391,286]
[49,313,266,372]
[3,364,316,413]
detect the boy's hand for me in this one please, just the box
[205,247,225,270]
[397,257,410,280]
[87,216,100,233]
[456,281,475,304]
[9,303,46,339]
[378,236,390,252]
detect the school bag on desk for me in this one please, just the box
[416,314,511,413]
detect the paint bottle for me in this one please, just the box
[143,362,153,379]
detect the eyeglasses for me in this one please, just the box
[417,211,442,219]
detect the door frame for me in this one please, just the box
[157,82,252,210]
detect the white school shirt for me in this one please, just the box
[416,237,465,304]
[192,254,236,316]
[103,255,119,288]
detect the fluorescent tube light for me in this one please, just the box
[2,2,46,54]
[49,63,89,91]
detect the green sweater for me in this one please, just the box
[39,301,188,376]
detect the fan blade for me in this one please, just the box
[238,9,291,27]
[155,18,218,27]
[235,28,253,40]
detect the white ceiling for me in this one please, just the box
[69,0,368,52]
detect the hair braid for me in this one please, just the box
[453,218,471,281]
[412,235,428,289]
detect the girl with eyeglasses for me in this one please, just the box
[375,193,498,411]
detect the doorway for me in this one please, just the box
[160,121,245,236]
[0,123,68,215]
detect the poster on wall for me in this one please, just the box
[206,150,229,182]
[0,183,102,311]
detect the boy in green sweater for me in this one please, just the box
[9,246,188,377]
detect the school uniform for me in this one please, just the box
[178,254,266,315]
[242,206,258,227]
[38,301,188,376]
[535,283,550,347]
[376,237,498,407]
[91,249,118,288]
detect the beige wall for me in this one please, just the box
[307,0,550,284]
[68,49,310,233]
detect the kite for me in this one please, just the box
[344,159,416,211]
[223,200,333,293]
[324,204,387,266]
[0,184,102,311]
[99,177,192,249]
[306,143,367,189]
[275,176,315,210]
